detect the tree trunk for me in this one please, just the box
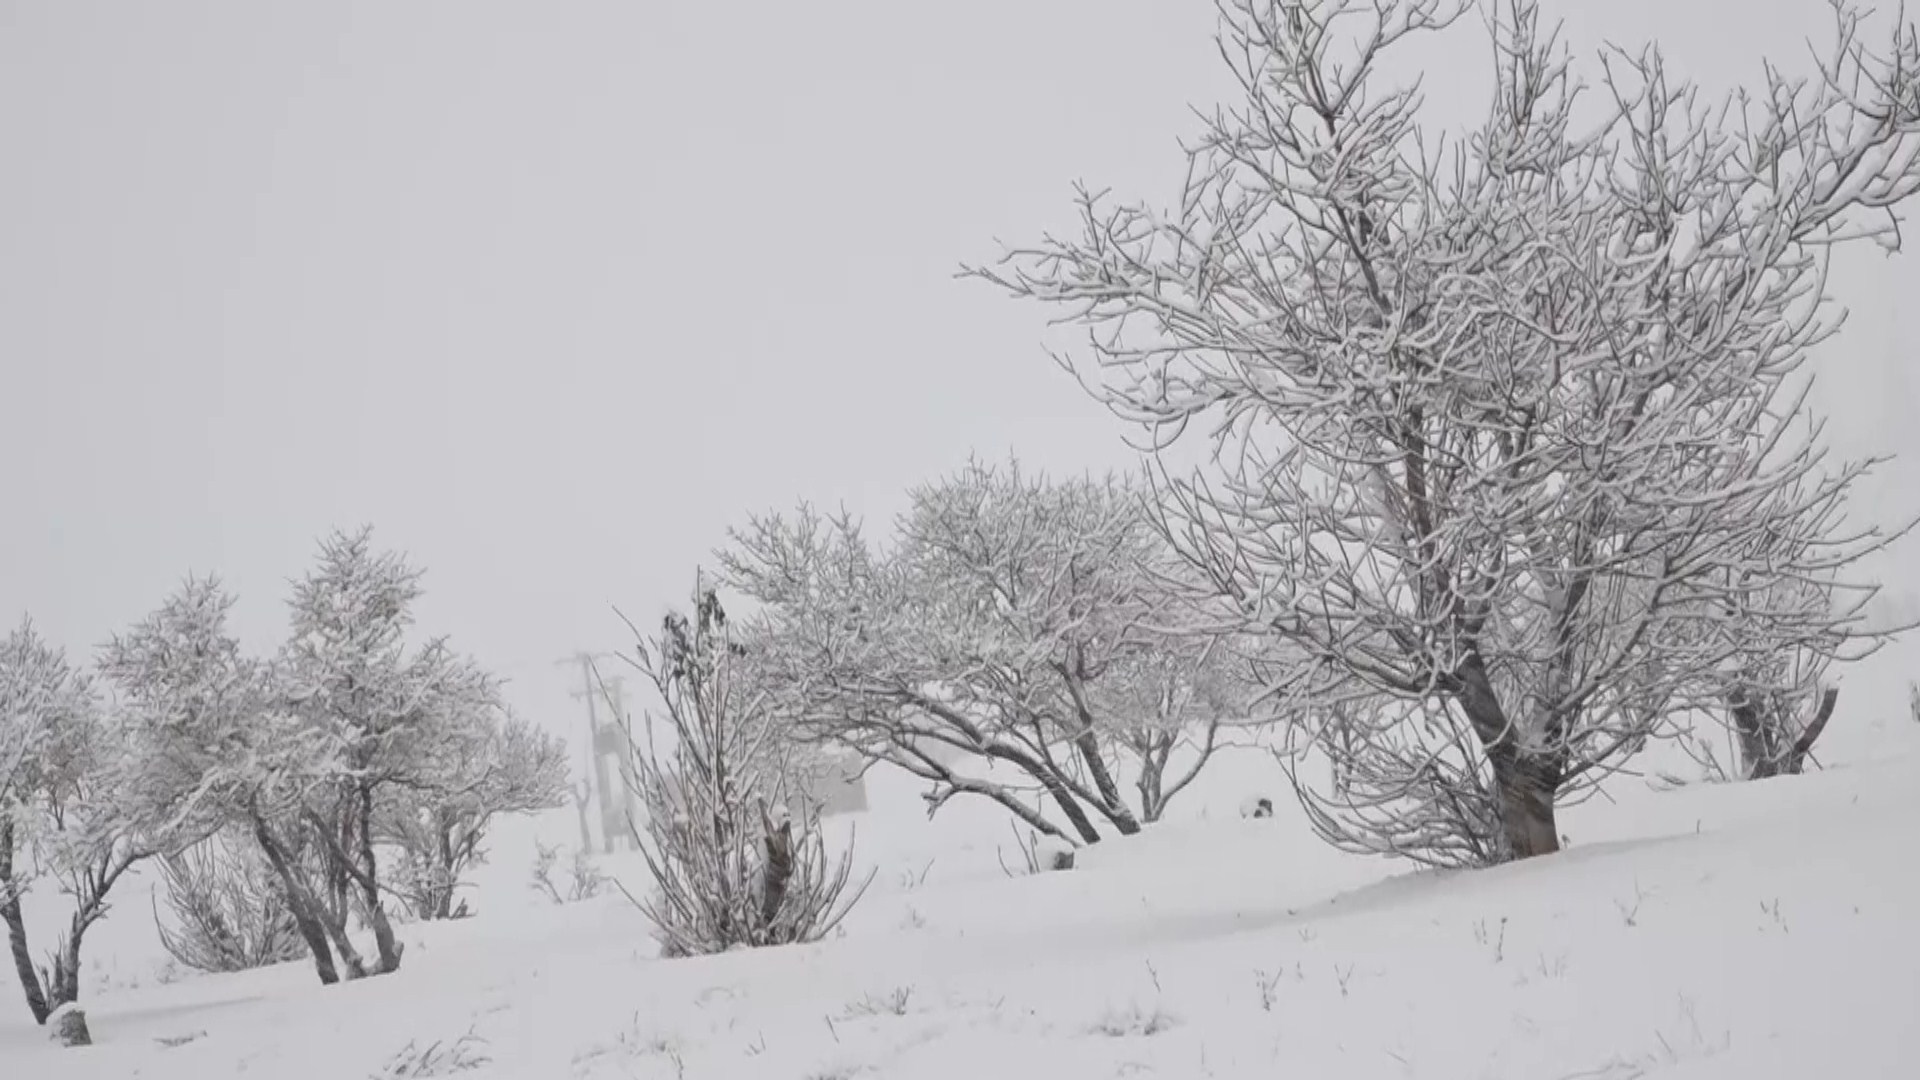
[1487,743,1561,861]
[1729,689,1783,780]
[1135,734,1168,824]
[248,812,340,986]
[1453,655,1562,862]
[316,906,367,980]
[1734,687,1837,780]
[758,814,794,938]
[0,822,50,1024]
[1040,775,1103,845]
[354,785,403,975]
[45,934,80,1013]
[429,820,456,920]
[1071,730,1141,836]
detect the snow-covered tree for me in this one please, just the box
[1,621,99,1023]
[379,711,569,921]
[974,0,1920,863]
[622,584,868,957]
[279,527,503,975]
[1,620,175,1024]
[726,460,1260,845]
[99,578,352,985]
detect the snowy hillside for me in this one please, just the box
[4,732,1916,1080]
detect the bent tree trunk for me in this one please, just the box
[0,822,50,1024]
[248,812,340,986]
[1069,730,1141,837]
[354,786,404,974]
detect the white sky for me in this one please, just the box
[4,0,1918,754]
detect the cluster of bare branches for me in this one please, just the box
[381,713,570,922]
[153,832,306,973]
[726,460,1264,847]
[528,841,607,905]
[974,0,1920,863]
[620,584,870,957]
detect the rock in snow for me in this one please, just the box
[47,1004,91,1048]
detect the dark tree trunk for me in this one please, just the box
[1135,733,1168,824]
[1454,657,1562,862]
[316,905,367,980]
[1487,742,1562,861]
[42,857,137,1015]
[1040,774,1103,845]
[428,819,456,920]
[45,935,80,1013]
[353,785,403,975]
[758,814,794,938]
[1071,730,1141,836]
[1734,687,1837,780]
[248,811,340,986]
[0,822,50,1024]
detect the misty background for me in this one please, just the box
[5,0,1918,769]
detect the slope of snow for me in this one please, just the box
[2,740,1916,1079]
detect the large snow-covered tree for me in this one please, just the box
[726,460,1259,846]
[2,620,177,1024]
[974,0,1920,863]
[279,527,503,975]
[108,539,541,984]
[1,621,100,1023]
[100,578,349,985]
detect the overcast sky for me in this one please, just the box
[5,0,1918,759]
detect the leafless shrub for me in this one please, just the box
[152,832,307,974]
[529,841,605,905]
[618,583,870,958]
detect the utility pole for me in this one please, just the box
[558,652,630,854]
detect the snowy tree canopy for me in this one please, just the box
[726,459,1264,843]
[972,0,1920,862]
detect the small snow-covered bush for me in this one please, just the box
[1090,1001,1180,1038]
[529,841,606,905]
[154,832,306,973]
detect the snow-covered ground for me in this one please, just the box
[4,723,1918,1079]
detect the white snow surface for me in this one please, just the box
[4,735,1918,1079]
